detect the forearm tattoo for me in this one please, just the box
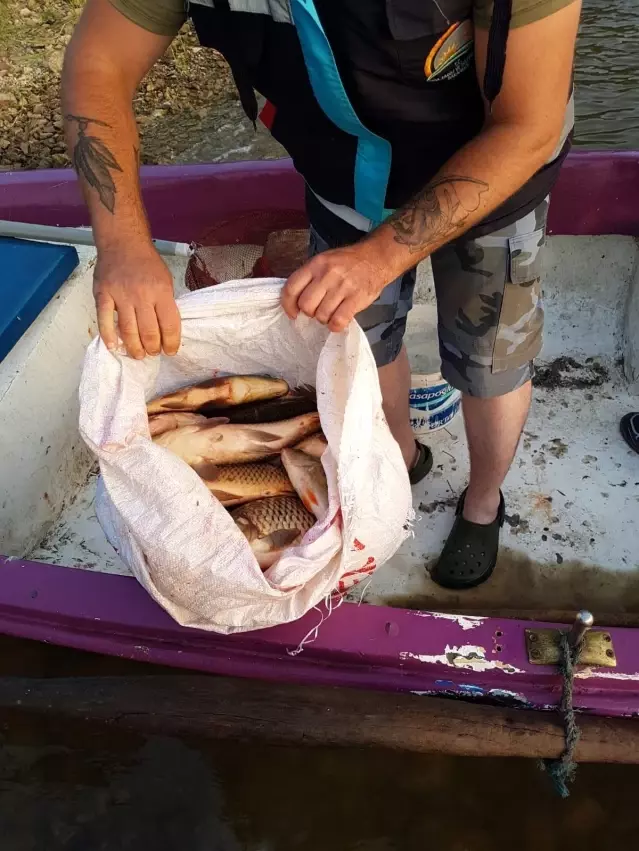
[65,114,123,213]
[388,175,489,254]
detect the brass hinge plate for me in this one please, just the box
[525,628,617,667]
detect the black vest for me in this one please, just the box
[189,0,569,233]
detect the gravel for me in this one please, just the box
[0,0,241,171]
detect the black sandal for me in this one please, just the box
[620,413,639,454]
[430,489,505,589]
[409,441,434,485]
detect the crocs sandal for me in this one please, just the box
[430,489,505,589]
[620,413,639,454]
[409,441,434,485]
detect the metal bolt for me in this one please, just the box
[567,610,594,649]
[604,634,612,643]
[606,649,614,659]
[531,649,541,660]
[529,633,538,643]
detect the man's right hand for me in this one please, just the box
[93,243,182,359]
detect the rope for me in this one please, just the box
[541,631,582,797]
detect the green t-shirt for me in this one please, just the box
[110,0,577,36]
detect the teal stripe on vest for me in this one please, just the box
[290,0,393,226]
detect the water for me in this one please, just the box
[176,0,639,166]
[574,0,639,148]
[3,715,639,850]
[2,637,639,849]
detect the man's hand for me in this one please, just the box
[281,241,394,332]
[93,243,181,359]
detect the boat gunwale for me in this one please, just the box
[1,152,639,241]
[1,557,639,718]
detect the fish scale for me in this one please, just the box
[232,496,315,538]
[214,464,290,487]
[203,463,294,507]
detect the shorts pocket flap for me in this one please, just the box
[508,228,545,285]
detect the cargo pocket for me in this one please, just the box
[492,228,545,373]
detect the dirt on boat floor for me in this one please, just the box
[0,0,284,172]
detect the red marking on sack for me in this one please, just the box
[352,538,365,551]
[338,563,377,594]
[259,100,277,130]
[338,557,377,592]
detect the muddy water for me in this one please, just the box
[574,0,639,148]
[3,711,639,850]
[2,638,639,850]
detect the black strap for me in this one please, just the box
[483,0,513,107]
[215,0,259,125]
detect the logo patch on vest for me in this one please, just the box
[425,20,474,82]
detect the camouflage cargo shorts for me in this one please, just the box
[308,196,549,398]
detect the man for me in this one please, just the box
[62,0,581,588]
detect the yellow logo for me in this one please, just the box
[425,20,474,82]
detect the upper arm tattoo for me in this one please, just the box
[65,114,123,214]
[388,175,489,253]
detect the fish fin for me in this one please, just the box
[249,430,285,444]
[212,491,243,506]
[203,417,230,426]
[191,461,220,479]
[193,422,225,440]
[264,529,302,549]
[290,384,317,402]
[158,399,191,411]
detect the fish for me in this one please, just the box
[293,433,328,459]
[199,463,295,507]
[147,375,289,415]
[231,496,315,569]
[148,412,210,438]
[199,385,317,423]
[281,448,329,520]
[154,412,321,470]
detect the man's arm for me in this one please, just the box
[62,0,182,358]
[282,0,581,332]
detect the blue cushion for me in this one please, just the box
[0,237,79,363]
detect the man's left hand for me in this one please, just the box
[281,240,394,332]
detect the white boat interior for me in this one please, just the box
[2,234,638,625]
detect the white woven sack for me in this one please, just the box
[79,279,412,634]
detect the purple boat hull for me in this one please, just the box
[1,154,639,718]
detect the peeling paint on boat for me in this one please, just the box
[411,611,487,631]
[400,644,523,675]
[575,668,639,682]
[412,684,530,706]
[487,689,530,704]
[458,684,485,695]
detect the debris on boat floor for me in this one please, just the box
[533,356,609,390]
[29,472,129,576]
[418,497,458,515]
[357,370,639,620]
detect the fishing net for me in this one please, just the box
[186,210,310,291]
